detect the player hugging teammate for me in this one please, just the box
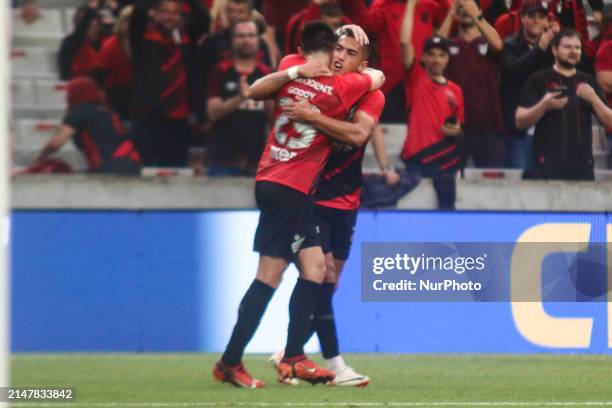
[213,21,386,388]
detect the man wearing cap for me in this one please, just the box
[400,0,464,209]
[499,0,558,169]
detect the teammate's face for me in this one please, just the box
[521,11,549,40]
[331,35,366,75]
[553,36,582,68]
[232,21,259,58]
[156,1,182,33]
[226,2,251,27]
[422,48,449,76]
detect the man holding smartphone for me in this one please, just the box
[516,29,612,181]
[400,0,465,209]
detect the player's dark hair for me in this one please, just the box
[300,21,338,54]
[552,28,581,47]
[339,27,371,60]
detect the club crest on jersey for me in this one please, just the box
[479,43,488,56]
[226,81,238,92]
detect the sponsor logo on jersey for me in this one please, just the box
[270,145,298,162]
[287,86,317,100]
[293,78,334,95]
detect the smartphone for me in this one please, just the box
[550,85,568,99]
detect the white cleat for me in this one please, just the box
[329,366,370,387]
[267,349,300,386]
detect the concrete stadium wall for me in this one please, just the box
[11,175,612,211]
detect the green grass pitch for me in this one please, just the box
[9,353,612,407]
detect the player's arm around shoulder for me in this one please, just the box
[248,55,332,101]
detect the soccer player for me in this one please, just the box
[213,21,385,388]
[271,27,385,387]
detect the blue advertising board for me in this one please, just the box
[10,210,612,353]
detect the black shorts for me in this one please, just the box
[314,204,357,261]
[253,181,320,262]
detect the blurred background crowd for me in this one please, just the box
[9,0,612,183]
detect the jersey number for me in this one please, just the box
[274,98,320,149]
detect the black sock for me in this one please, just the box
[285,278,322,359]
[222,279,275,366]
[315,283,340,359]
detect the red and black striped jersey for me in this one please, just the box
[256,54,373,195]
[314,90,385,210]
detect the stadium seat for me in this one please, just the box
[12,8,64,39]
[11,79,36,109]
[11,47,56,78]
[13,118,83,170]
[35,79,67,110]
[15,118,61,150]
[63,8,77,33]
[363,124,406,170]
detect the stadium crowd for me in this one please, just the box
[14,0,612,186]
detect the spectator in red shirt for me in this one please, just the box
[33,77,142,175]
[401,0,464,209]
[339,0,449,98]
[262,0,309,63]
[285,3,348,55]
[481,0,522,25]
[92,5,134,120]
[595,36,612,165]
[440,0,506,167]
[58,7,103,80]
[206,20,274,175]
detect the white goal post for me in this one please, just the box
[0,0,11,402]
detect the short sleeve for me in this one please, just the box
[595,40,612,73]
[63,104,88,129]
[357,91,385,123]
[334,72,373,110]
[518,72,543,108]
[206,65,223,99]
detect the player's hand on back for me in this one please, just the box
[280,98,318,122]
[297,60,332,79]
[441,123,463,138]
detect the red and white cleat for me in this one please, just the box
[212,361,266,388]
[276,355,335,385]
